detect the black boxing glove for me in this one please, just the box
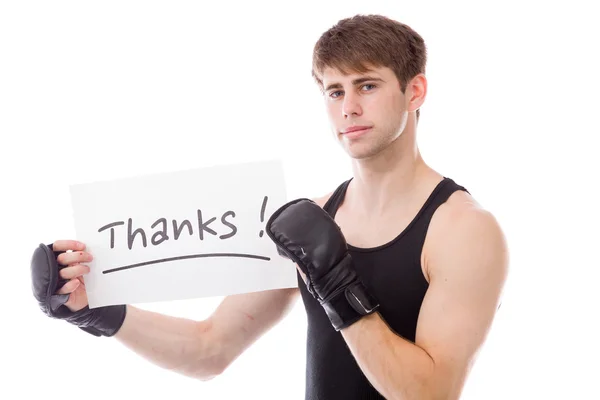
[266,198,379,331]
[31,243,126,337]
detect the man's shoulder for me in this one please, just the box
[426,187,508,277]
[439,189,500,232]
[311,189,336,209]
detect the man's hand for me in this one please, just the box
[266,198,379,331]
[31,241,126,337]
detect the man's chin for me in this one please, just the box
[340,133,402,161]
[343,145,380,161]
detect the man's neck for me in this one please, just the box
[348,132,441,217]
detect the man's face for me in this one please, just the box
[321,65,410,160]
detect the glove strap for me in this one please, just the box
[72,304,127,337]
[321,280,380,331]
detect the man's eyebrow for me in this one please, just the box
[324,76,385,92]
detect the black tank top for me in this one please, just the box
[300,176,469,400]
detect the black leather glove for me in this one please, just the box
[266,198,379,331]
[31,243,126,337]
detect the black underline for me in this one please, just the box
[102,253,271,274]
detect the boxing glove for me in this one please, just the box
[31,243,126,337]
[266,198,379,331]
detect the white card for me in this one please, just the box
[69,159,296,308]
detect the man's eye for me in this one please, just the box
[329,91,343,98]
[362,84,376,91]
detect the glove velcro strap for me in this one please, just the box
[73,304,127,337]
[80,326,103,337]
[321,281,380,331]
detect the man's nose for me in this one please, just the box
[342,93,362,118]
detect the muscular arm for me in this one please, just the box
[113,194,329,381]
[340,201,509,399]
[115,287,299,380]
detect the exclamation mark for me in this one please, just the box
[259,196,268,237]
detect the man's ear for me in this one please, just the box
[407,73,427,113]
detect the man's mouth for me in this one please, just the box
[341,125,372,139]
[342,125,372,134]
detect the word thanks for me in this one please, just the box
[98,210,238,250]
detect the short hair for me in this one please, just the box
[312,14,427,121]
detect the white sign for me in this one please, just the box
[69,159,296,308]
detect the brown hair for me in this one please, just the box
[312,14,427,121]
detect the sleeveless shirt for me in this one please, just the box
[299,176,469,400]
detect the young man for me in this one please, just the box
[31,14,508,400]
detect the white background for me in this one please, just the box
[1,1,598,399]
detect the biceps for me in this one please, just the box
[414,275,501,372]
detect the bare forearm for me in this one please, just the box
[114,305,224,380]
[342,313,436,400]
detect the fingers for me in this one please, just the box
[56,278,80,295]
[59,264,90,280]
[57,250,93,266]
[52,240,86,253]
